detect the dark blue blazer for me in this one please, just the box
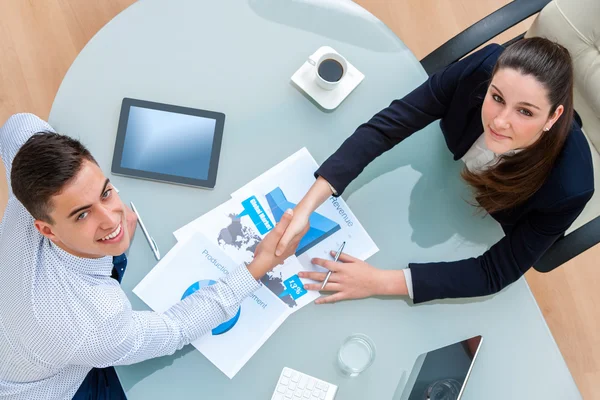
[316,44,595,303]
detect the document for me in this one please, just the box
[134,232,290,379]
[174,198,321,311]
[136,148,378,378]
[230,148,378,262]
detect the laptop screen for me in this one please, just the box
[395,335,483,400]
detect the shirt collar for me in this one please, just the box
[46,238,114,276]
[477,133,524,157]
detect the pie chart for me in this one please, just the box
[181,280,241,335]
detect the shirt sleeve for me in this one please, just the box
[70,266,261,368]
[408,191,594,303]
[315,44,502,196]
[0,114,55,196]
[327,182,338,196]
[402,268,414,299]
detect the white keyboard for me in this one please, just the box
[271,367,338,400]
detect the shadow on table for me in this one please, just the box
[248,0,404,53]
[371,283,504,307]
[120,345,194,393]
[342,122,502,252]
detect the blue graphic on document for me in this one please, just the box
[182,280,241,335]
[215,212,297,308]
[278,275,307,300]
[233,189,340,308]
[238,196,274,235]
[265,187,341,255]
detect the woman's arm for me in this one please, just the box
[276,44,503,255]
[275,176,333,256]
[316,44,502,195]
[298,190,592,304]
[409,190,594,303]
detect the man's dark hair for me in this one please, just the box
[11,132,97,223]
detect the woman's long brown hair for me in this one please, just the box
[462,38,575,214]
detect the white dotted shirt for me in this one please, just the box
[0,114,260,399]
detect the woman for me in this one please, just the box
[276,38,595,304]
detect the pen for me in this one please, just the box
[321,241,345,290]
[130,202,161,261]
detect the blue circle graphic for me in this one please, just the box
[181,280,241,335]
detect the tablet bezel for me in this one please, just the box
[394,335,484,400]
[111,97,225,189]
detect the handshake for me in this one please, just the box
[246,208,309,279]
[246,176,396,304]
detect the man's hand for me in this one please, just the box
[274,176,335,257]
[298,252,408,304]
[274,210,310,257]
[248,209,308,279]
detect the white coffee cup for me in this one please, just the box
[308,51,348,91]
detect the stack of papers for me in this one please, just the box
[133,148,378,378]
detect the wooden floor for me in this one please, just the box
[0,0,598,398]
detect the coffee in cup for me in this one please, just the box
[308,51,348,90]
[318,59,344,83]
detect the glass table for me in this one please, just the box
[49,0,580,398]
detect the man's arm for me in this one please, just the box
[70,266,260,367]
[70,209,301,367]
[0,114,55,195]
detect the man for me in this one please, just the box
[0,114,304,399]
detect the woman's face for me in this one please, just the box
[481,67,564,154]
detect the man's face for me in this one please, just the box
[35,161,133,258]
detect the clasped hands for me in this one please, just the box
[256,208,407,304]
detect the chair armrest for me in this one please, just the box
[420,0,551,75]
[534,215,600,272]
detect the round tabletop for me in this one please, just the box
[49,0,580,399]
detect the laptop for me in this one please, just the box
[394,335,483,400]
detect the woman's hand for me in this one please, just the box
[275,176,336,257]
[248,209,308,279]
[298,251,408,304]
[274,210,310,257]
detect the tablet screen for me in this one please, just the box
[394,335,483,400]
[121,106,216,180]
[112,98,225,188]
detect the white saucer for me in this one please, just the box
[291,46,364,110]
